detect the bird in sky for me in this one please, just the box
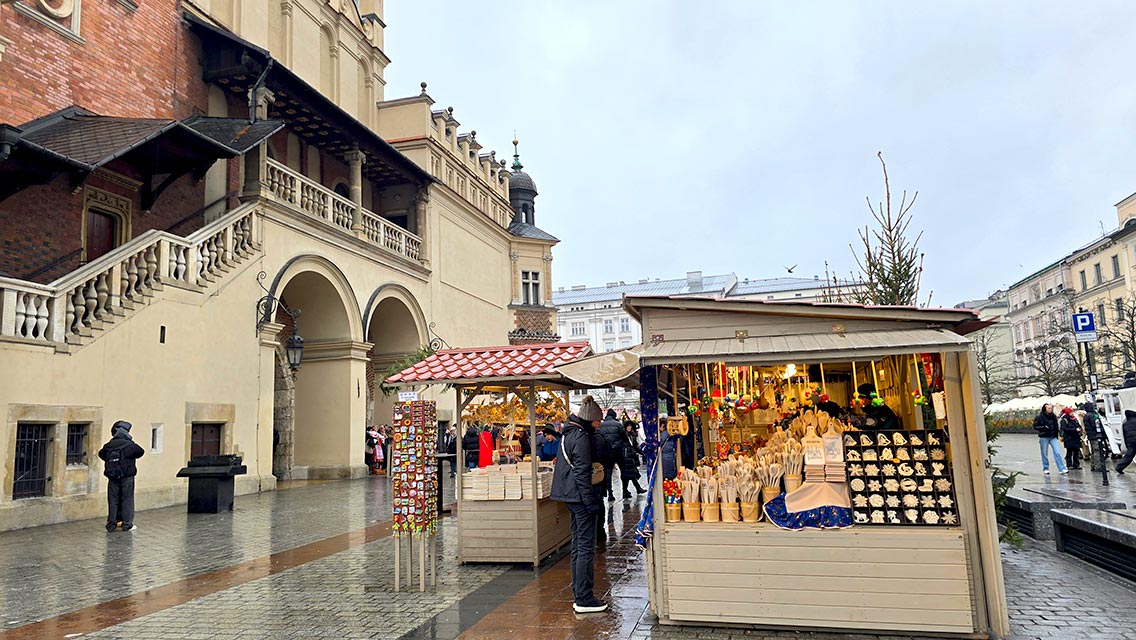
[785,265,797,274]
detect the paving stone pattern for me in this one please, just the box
[0,477,454,627]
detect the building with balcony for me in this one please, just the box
[1007,195,1136,393]
[0,0,556,530]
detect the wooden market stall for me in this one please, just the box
[384,342,593,568]
[621,296,1009,639]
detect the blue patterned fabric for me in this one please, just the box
[634,366,659,549]
[762,494,854,531]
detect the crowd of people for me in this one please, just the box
[1031,400,1136,475]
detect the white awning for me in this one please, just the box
[637,328,971,365]
[554,347,642,389]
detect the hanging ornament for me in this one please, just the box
[871,392,884,407]
[911,389,928,406]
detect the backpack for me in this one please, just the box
[104,445,127,479]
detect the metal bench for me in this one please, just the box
[1052,509,1136,582]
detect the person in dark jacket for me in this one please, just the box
[595,409,625,501]
[1115,409,1136,473]
[461,425,480,470]
[1082,402,1104,472]
[538,427,560,462]
[97,420,146,532]
[618,421,646,498]
[442,426,458,477]
[660,431,679,481]
[550,395,607,614]
[1032,404,1067,475]
[1122,371,1136,389]
[856,384,899,430]
[1059,407,1083,470]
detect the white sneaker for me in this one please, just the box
[1043,470,1050,475]
[124,525,137,531]
[573,601,609,614]
[1059,469,1068,475]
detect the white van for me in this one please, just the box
[1093,389,1130,456]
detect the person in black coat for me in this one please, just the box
[1082,402,1104,472]
[1059,407,1083,470]
[596,409,626,501]
[550,395,608,614]
[1122,371,1136,389]
[97,420,146,532]
[856,383,899,430]
[618,421,646,498]
[461,425,480,470]
[1032,404,1067,474]
[1116,409,1136,473]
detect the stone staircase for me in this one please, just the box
[0,203,262,352]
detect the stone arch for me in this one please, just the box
[269,255,368,479]
[363,283,428,429]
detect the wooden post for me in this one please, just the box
[960,350,1010,637]
[419,532,426,591]
[941,350,990,635]
[526,383,540,568]
[393,534,400,592]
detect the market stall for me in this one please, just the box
[384,342,592,568]
[620,296,1008,638]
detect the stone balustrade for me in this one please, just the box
[264,158,423,263]
[0,205,261,347]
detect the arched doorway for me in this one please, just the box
[365,288,426,433]
[271,261,367,480]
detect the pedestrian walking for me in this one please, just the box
[366,425,380,474]
[1032,404,1067,475]
[596,409,625,500]
[1059,407,1083,470]
[1115,409,1136,474]
[550,395,608,614]
[619,420,646,497]
[461,424,480,470]
[443,426,458,477]
[97,420,145,532]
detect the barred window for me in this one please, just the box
[66,423,88,466]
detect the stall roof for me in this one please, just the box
[622,294,982,328]
[384,342,592,387]
[637,328,971,365]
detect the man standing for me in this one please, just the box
[1115,409,1136,474]
[98,420,145,532]
[443,426,458,477]
[550,395,607,614]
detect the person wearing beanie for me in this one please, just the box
[550,395,608,614]
[855,383,899,431]
[597,408,630,501]
[97,420,146,532]
[538,426,561,462]
[1059,407,1083,470]
[1116,409,1136,474]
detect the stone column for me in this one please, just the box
[346,148,366,236]
[241,87,275,202]
[414,188,431,267]
[258,321,285,488]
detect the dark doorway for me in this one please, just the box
[190,423,223,457]
[85,209,118,262]
[13,423,52,499]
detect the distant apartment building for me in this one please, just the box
[1007,193,1136,392]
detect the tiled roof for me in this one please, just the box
[507,221,559,242]
[385,341,592,384]
[730,276,854,296]
[552,274,737,305]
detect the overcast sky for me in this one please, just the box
[384,1,1136,307]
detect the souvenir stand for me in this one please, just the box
[390,400,439,592]
[619,296,1009,639]
[384,342,593,568]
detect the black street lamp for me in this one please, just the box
[256,271,304,371]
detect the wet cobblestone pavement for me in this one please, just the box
[0,456,1133,639]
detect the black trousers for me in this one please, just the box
[1064,444,1081,469]
[565,502,598,606]
[106,476,136,530]
[1118,446,1136,472]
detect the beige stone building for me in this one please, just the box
[0,0,558,530]
[1008,196,1136,392]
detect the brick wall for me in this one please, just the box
[509,307,560,344]
[0,1,207,124]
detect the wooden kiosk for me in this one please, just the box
[623,296,1010,639]
[384,342,592,568]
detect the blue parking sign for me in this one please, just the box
[1072,312,1097,342]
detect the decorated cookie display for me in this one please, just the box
[844,429,958,527]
